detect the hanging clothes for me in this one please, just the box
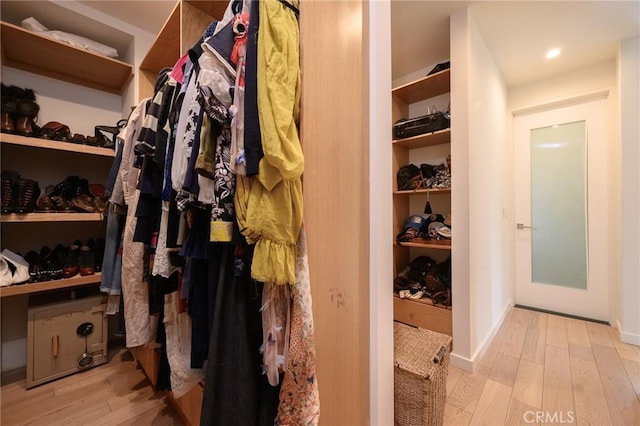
[243,0,263,176]
[275,228,320,425]
[164,290,206,398]
[235,0,303,285]
[200,243,281,426]
[116,99,159,348]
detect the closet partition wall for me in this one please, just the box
[301,2,370,425]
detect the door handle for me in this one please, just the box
[517,223,534,230]
[52,335,59,357]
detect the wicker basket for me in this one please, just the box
[394,322,452,426]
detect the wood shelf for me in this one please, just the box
[0,273,101,297]
[140,3,180,75]
[397,239,451,250]
[392,69,450,104]
[393,295,452,336]
[394,188,451,196]
[393,128,451,149]
[0,21,133,95]
[0,133,116,157]
[1,213,104,223]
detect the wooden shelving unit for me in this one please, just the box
[392,69,450,104]
[393,295,452,336]
[394,187,451,196]
[1,213,104,222]
[138,0,227,98]
[397,239,451,250]
[0,133,116,157]
[0,273,101,298]
[392,67,452,336]
[0,21,133,95]
[393,128,451,149]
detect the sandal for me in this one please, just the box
[36,121,71,142]
[72,133,87,144]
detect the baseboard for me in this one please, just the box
[450,300,513,372]
[616,319,640,346]
[450,352,474,371]
[1,366,26,385]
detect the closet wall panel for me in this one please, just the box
[300,1,370,424]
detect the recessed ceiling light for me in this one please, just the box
[546,48,561,59]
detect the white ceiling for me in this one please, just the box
[7,1,635,88]
[391,1,640,87]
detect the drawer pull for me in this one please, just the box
[52,335,59,357]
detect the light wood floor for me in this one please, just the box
[0,345,185,426]
[2,308,638,425]
[445,307,640,426]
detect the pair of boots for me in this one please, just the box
[1,84,40,136]
[1,171,41,214]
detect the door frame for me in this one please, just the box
[512,92,610,322]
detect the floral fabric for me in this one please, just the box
[275,228,320,425]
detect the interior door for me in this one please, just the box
[514,97,609,322]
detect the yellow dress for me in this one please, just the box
[235,0,302,285]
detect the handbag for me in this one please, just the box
[94,118,127,149]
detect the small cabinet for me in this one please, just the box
[392,68,453,336]
[26,294,107,388]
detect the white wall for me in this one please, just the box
[450,7,513,370]
[620,36,640,345]
[369,2,394,423]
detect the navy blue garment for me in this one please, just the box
[179,205,211,260]
[105,139,124,196]
[181,109,204,196]
[200,244,281,426]
[244,0,263,176]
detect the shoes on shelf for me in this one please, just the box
[1,85,40,137]
[24,250,47,282]
[87,238,105,272]
[36,121,72,142]
[72,194,96,213]
[0,249,30,285]
[79,245,95,276]
[1,84,17,133]
[36,195,56,212]
[1,172,16,213]
[15,178,41,213]
[62,243,81,278]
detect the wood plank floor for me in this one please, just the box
[1,307,638,425]
[0,345,185,426]
[445,307,640,426]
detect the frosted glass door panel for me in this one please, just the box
[530,121,587,289]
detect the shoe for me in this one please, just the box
[1,84,17,133]
[0,256,12,286]
[44,244,67,280]
[35,195,56,212]
[79,245,95,276]
[71,194,96,213]
[62,244,80,278]
[13,87,40,137]
[87,238,104,272]
[24,250,45,282]
[15,178,41,213]
[1,174,16,213]
[0,249,30,285]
